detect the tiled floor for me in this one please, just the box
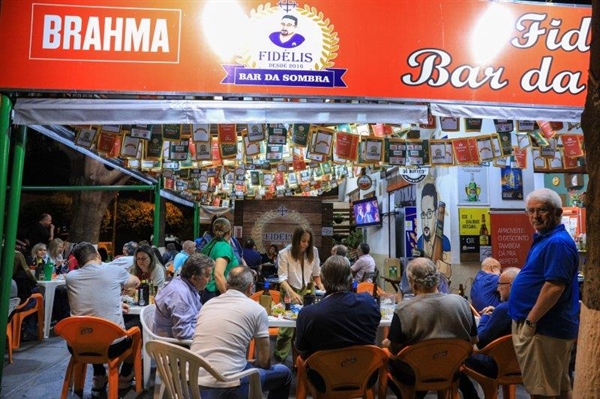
[2,333,532,398]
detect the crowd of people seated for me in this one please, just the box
[13,192,580,399]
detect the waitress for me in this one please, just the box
[274,226,324,363]
[200,217,239,303]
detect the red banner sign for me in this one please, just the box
[490,212,535,268]
[0,0,590,108]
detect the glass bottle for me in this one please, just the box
[479,214,489,246]
[259,280,273,315]
[284,292,291,311]
[138,279,148,306]
[458,283,468,299]
[44,260,55,281]
[372,279,381,308]
[303,282,315,306]
[149,279,156,304]
[35,257,44,280]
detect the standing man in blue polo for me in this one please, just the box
[509,188,579,399]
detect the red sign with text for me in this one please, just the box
[0,0,591,108]
[491,212,535,268]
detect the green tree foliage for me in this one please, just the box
[19,193,74,235]
[20,194,190,241]
[116,198,187,239]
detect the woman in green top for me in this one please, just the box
[200,217,239,303]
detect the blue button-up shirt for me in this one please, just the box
[153,276,201,339]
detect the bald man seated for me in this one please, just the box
[470,257,502,312]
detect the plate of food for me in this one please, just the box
[283,311,298,320]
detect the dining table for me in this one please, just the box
[126,304,143,316]
[37,277,66,339]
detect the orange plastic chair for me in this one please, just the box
[54,316,142,399]
[248,290,281,359]
[386,339,473,399]
[6,297,21,363]
[10,292,44,348]
[462,335,522,399]
[295,345,388,399]
[357,282,385,296]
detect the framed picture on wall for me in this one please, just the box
[465,118,483,132]
[74,127,98,149]
[494,119,515,133]
[532,148,548,172]
[440,117,460,131]
[476,136,495,162]
[429,139,454,166]
[458,166,489,205]
[517,120,537,132]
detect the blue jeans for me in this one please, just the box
[200,362,292,399]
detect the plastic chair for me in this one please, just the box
[54,316,143,399]
[10,293,44,346]
[387,338,473,399]
[248,290,281,360]
[10,292,44,348]
[139,304,191,393]
[6,297,21,363]
[462,335,522,399]
[295,345,388,399]
[469,303,481,318]
[357,282,385,296]
[146,340,263,399]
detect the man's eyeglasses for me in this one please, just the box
[497,282,512,287]
[525,207,551,216]
[421,209,435,219]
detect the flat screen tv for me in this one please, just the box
[353,197,382,227]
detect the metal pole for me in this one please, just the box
[194,202,200,239]
[153,179,161,247]
[0,96,15,388]
[111,193,118,259]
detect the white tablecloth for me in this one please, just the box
[37,278,66,339]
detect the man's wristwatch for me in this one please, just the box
[525,319,537,328]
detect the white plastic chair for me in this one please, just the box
[139,304,192,391]
[146,340,262,399]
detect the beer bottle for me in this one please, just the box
[458,283,468,299]
[303,282,316,306]
[35,258,44,280]
[431,201,446,264]
[284,292,291,311]
[479,214,489,246]
[372,280,381,308]
[259,280,273,315]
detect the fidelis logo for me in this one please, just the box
[222,0,346,88]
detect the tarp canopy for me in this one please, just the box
[12,99,429,125]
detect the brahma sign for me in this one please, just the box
[0,0,590,108]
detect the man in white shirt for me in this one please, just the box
[351,243,376,282]
[191,266,291,398]
[66,242,140,396]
